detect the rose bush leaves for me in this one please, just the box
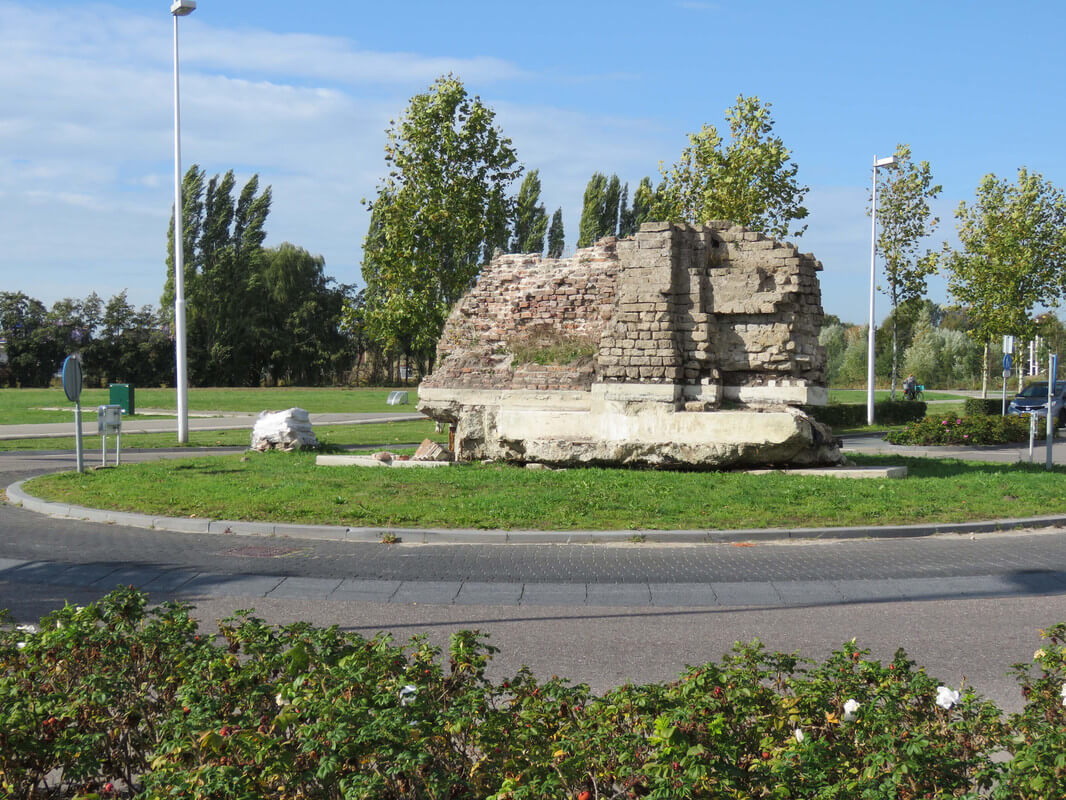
[2,588,1065,799]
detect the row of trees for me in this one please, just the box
[163,167,354,386]
[357,82,812,376]
[0,291,173,388]
[822,303,1066,390]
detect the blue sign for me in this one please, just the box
[1002,353,1013,372]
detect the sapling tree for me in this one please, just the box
[873,143,942,397]
[944,168,1066,396]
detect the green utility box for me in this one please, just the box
[108,384,135,416]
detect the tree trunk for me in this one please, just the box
[981,341,989,398]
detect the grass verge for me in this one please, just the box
[0,386,412,424]
[828,389,968,403]
[0,420,445,452]
[20,452,1066,531]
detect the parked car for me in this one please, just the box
[1007,380,1066,427]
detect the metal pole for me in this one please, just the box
[1047,354,1058,471]
[1029,413,1036,462]
[73,401,83,473]
[866,159,878,426]
[173,13,189,444]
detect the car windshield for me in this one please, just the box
[1017,382,1066,398]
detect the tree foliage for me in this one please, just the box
[873,143,942,395]
[945,168,1066,345]
[654,95,808,239]
[546,208,565,258]
[0,291,173,388]
[511,169,549,255]
[163,165,349,386]
[361,75,521,370]
[577,173,608,248]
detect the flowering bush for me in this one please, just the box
[885,413,1036,446]
[0,589,1061,799]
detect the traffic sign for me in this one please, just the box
[61,354,82,403]
[1002,353,1013,373]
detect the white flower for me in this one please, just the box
[1060,683,1066,707]
[936,685,960,710]
[843,698,860,722]
[15,624,37,634]
[400,684,418,707]
[275,693,289,707]
[794,728,804,743]
[16,641,26,650]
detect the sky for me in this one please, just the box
[3,0,1066,323]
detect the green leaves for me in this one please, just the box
[361,75,521,368]
[654,95,808,239]
[945,168,1066,344]
[4,590,1066,798]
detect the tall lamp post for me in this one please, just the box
[171,0,195,443]
[866,154,897,425]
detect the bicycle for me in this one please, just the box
[904,384,925,402]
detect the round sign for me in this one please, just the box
[62,354,82,403]
[1003,353,1013,372]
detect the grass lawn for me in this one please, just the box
[0,420,445,453]
[0,386,412,424]
[21,452,1066,531]
[828,389,969,404]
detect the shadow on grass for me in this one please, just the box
[849,453,1066,478]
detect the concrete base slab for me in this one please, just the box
[316,455,451,468]
[747,465,907,479]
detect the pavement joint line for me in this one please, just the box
[7,477,1066,546]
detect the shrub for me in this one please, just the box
[803,400,926,428]
[0,589,1061,799]
[963,398,1004,416]
[885,413,1037,446]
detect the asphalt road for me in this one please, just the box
[3,445,1066,712]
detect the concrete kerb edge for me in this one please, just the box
[6,479,1066,546]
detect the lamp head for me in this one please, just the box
[874,155,898,169]
[171,0,196,15]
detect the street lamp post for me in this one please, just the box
[866,154,898,425]
[171,0,195,443]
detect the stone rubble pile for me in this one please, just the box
[250,408,318,452]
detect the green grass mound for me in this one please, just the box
[22,452,1066,531]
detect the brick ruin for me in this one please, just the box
[418,221,843,468]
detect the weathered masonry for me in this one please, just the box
[418,221,843,468]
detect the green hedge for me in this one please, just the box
[802,400,927,427]
[964,398,1005,416]
[4,589,1066,799]
[886,413,1039,446]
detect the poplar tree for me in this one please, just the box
[512,169,549,254]
[577,173,608,248]
[547,208,565,258]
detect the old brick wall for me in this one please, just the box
[423,221,825,396]
[421,241,618,391]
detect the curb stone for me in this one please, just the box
[7,479,1066,545]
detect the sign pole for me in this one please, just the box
[74,402,83,473]
[62,354,84,473]
[1047,354,1058,471]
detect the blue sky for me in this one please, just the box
[3,0,1065,322]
